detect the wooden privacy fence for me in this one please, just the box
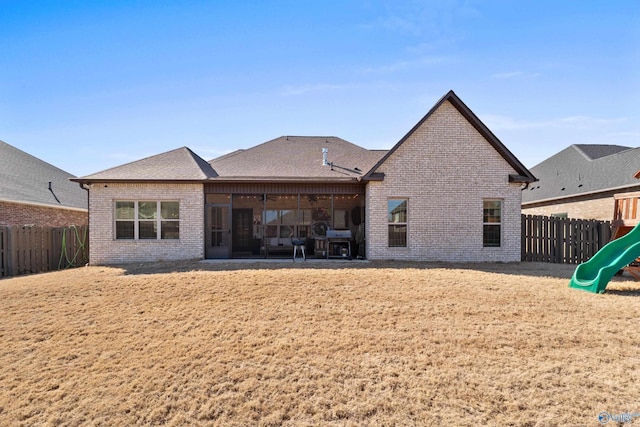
[0,217,619,274]
[521,214,611,264]
[0,225,89,277]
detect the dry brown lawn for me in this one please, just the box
[1,260,639,426]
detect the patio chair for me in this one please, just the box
[292,238,306,261]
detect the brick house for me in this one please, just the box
[0,140,88,227]
[74,91,535,264]
[522,144,640,221]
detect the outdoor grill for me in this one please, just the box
[325,229,352,259]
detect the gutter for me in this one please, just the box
[0,198,87,213]
[522,183,640,206]
[73,177,364,186]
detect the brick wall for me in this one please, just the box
[0,200,87,227]
[365,100,523,262]
[88,183,204,265]
[522,194,614,221]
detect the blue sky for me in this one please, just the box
[1,0,638,177]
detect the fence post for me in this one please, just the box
[537,215,545,262]
[521,214,525,261]
[6,227,13,276]
[52,227,61,270]
[0,227,7,277]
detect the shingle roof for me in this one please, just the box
[522,144,640,204]
[364,90,536,183]
[209,136,387,181]
[573,144,630,160]
[0,140,87,210]
[74,91,534,186]
[77,147,217,181]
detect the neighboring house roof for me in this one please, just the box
[209,136,387,182]
[364,90,536,183]
[0,140,87,210]
[573,144,631,160]
[77,147,218,182]
[522,144,640,204]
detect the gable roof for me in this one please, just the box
[363,90,536,183]
[209,136,386,182]
[76,147,217,182]
[0,140,87,210]
[522,144,640,204]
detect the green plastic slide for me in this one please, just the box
[569,222,640,293]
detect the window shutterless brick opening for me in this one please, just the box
[483,199,502,247]
[388,199,407,247]
[115,201,180,240]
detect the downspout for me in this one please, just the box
[48,181,62,204]
[77,182,90,207]
[78,181,90,223]
[78,181,90,264]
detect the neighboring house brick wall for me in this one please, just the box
[88,183,204,265]
[0,200,88,226]
[522,195,614,221]
[365,100,523,262]
[522,185,640,221]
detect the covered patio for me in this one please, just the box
[204,186,365,259]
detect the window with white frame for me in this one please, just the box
[388,199,407,247]
[483,199,501,247]
[115,201,180,240]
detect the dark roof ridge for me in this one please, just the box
[183,147,219,178]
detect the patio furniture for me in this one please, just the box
[292,238,306,261]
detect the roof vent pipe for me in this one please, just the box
[322,148,329,166]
